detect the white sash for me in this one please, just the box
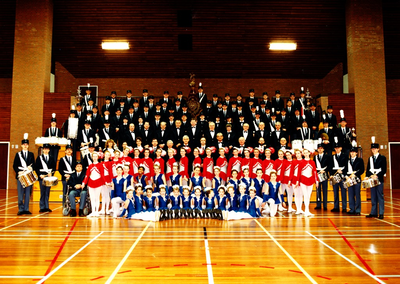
[369,156,381,175]
[347,160,354,174]
[18,152,28,170]
[102,128,110,142]
[40,156,51,173]
[63,156,73,173]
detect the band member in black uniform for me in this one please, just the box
[197,84,208,111]
[325,105,337,130]
[336,115,356,157]
[67,162,87,217]
[44,113,62,165]
[318,117,335,157]
[58,143,76,206]
[365,137,387,219]
[346,145,364,215]
[13,133,36,215]
[314,141,331,210]
[78,120,96,149]
[330,138,348,213]
[306,103,320,139]
[35,143,56,213]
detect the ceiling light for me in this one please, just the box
[102,42,129,50]
[269,43,297,50]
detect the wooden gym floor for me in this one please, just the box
[0,189,399,284]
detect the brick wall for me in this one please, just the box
[0,78,12,92]
[386,79,400,94]
[322,63,343,94]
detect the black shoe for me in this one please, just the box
[355,212,361,216]
[366,214,378,218]
[46,208,52,213]
[331,208,340,212]
[23,211,32,215]
[17,211,24,216]
[70,209,77,217]
[347,211,355,214]
[314,206,321,210]
[379,215,384,219]
[342,209,347,213]
[39,209,46,213]
[323,208,328,211]
[79,209,84,217]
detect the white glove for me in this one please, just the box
[167,203,172,209]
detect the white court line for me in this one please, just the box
[0,206,62,232]
[305,231,386,284]
[203,231,214,284]
[105,222,151,284]
[0,201,18,208]
[36,232,104,284]
[0,205,19,212]
[376,275,400,278]
[255,220,317,284]
[377,219,400,229]
[0,196,18,202]
[0,276,43,279]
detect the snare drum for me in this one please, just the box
[49,137,59,145]
[317,171,327,182]
[58,138,68,146]
[80,146,89,158]
[292,140,302,150]
[18,170,38,188]
[303,139,314,152]
[43,176,59,187]
[343,176,361,188]
[362,178,381,189]
[329,172,342,186]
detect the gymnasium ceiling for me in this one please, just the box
[0,0,399,79]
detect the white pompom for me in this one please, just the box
[90,137,93,143]
[87,83,90,88]
[301,87,304,91]
[322,114,326,120]
[318,138,322,144]
[352,140,357,147]
[371,136,375,144]
[52,113,56,118]
[334,136,338,143]
[105,115,109,120]
[23,133,28,140]
[340,110,344,118]
[71,105,75,110]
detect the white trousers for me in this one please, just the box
[89,186,102,214]
[111,197,125,218]
[294,185,303,213]
[300,183,313,215]
[101,185,111,212]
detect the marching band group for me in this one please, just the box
[13,86,387,221]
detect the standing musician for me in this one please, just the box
[35,143,56,213]
[44,113,62,165]
[365,137,387,220]
[330,138,348,213]
[58,142,76,206]
[314,140,331,211]
[13,133,35,215]
[346,145,364,215]
[64,106,80,157]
